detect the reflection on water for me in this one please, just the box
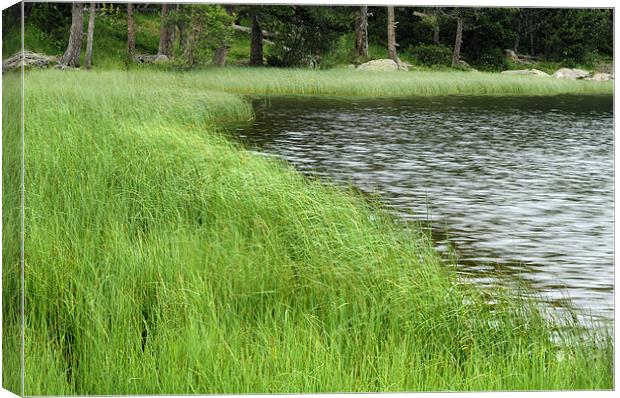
[234,95,613,324]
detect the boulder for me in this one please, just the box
[357,59,403,71]
[133,54,170,64]
[588,73,613,82]
[552,68,590,80]
[154,54,169,63]
[501,69,550,77]
[529,69,550,77]
[2,51,56,73]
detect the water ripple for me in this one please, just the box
[236,95,613,323]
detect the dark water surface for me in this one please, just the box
[234,95,613,324]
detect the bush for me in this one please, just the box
[318,33,360,69]
[561,48,599,68]
[264,6,349,67]
[410,44,452,67]
[475,48,510,71]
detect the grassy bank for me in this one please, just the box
[26,68,612,100]
[179,67,613,97]
[3,69,611,394]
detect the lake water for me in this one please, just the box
[234,95,613,325]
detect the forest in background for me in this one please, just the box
[1,3,614,73]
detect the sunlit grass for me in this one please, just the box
[183,67,612,97]
[2,72,23,395]
[2,69,613,394]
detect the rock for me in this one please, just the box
[133,54,169,64]
[154,54,169,63]
[357,59,405,71]
[552,68,590,80]
[346,64,356,69]
[501,69,550,77]
[134,54,154,63]
[588,72,613,81]
[529,69,551,77]
[2,50,56,73]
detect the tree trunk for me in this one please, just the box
[513,33,520,53]
[178,24,186,53]
[84,3,96,69]
[158,4,172,56]
[355,6,368,58]
[59,3,83,67]
[183,23,201,67]
[451,16,463,67]
[213,6,233,68]
[250,12,264,66]
[213,46,229,67]
[127,3,136,57]
[433,23,440,44]
[387,6,402,68]
[176,5,186,53]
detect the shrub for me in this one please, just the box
[561,48,599,68]
[265,6,349,67]
[475,48,510,71]
[410,44,452,67]
[318,33,360,69]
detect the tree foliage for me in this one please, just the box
[368,6,611,69]
[536,9,612,65]
[167,4,234,67]
[263,5,352,67]
[14,3,614,70]
[411,43,452,67]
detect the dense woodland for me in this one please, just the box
[2,3,613,72]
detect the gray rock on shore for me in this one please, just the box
[501,67,613,81]
[552,68,590,79]
[588,73,613,82]
[501,69,550,77]
[357,59,408,71]
[134,54,169,64]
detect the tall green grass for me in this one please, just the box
[184,67,613,97]
[6,69,611,394]
[23,68,609,101]
[2,72,23,396]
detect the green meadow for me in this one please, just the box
[0,69,612,394]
